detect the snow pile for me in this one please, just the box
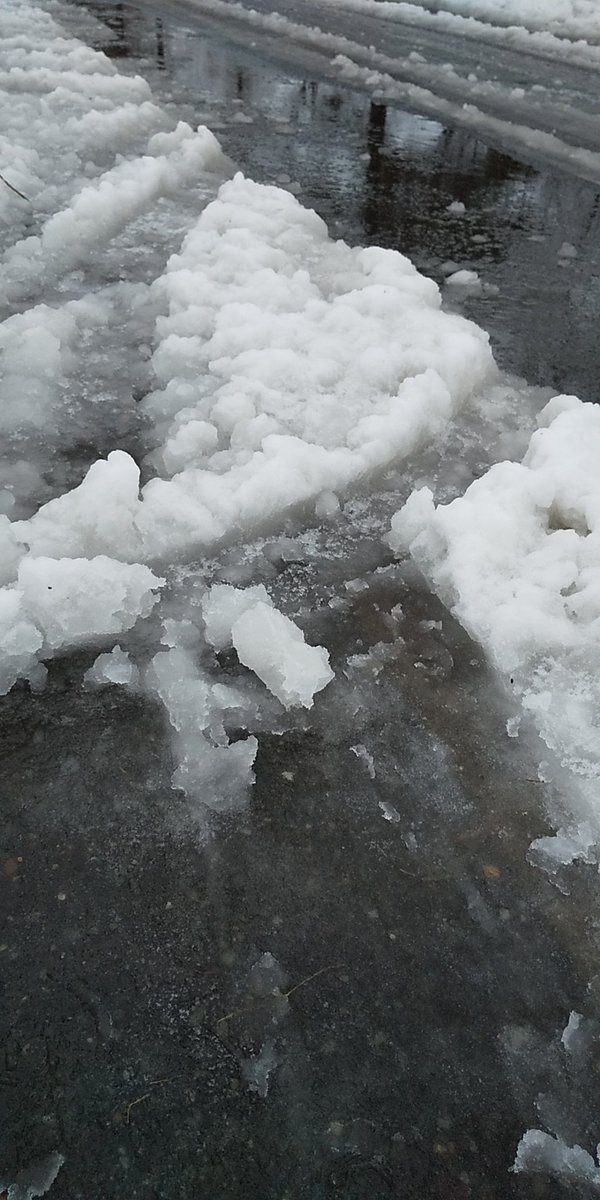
[0,555,162,695]
[513,1129,600,1187]
[202,584,334,708]
[0,0,228,313]
[9,172,492,572]
[389,396,600,854]
[396,0,600,44]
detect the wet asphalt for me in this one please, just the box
[2,4,600,1198]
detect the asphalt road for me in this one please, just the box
[2,4,600,1198]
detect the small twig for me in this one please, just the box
[216,963,346,1029]
[124,1092,151,1125]
[0,172,30,203]
[116,1075,181,1125]
[283,963,345,1000]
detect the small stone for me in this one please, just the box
[483,864,501,880]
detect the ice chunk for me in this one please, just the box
[0,1151,65,1199]
[18,556,163,650]
[351,743,376,778]
[83,645,140,689]
[201,583,272,652]
[513,1129,600,1186]
[0,589,44,695]
[241,1038,277,1098]
[232,602,334,708]
[315,490,341,519]
[444,269,482,295]
[146,644,257,811]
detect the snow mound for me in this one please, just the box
[513,1129,600,1187]
[14,173,493,567]
[389,395,600,854]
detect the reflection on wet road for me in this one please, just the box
[90,0,600,402]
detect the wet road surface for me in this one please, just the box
[2,4,600,1198]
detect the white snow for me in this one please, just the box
[513,1129,600,1187]
[389,395,600,855]
[10,171,492,575]
[232,601,334,709]
[3,0,596,828]
[201,583,273,652]
[83,645,140,690]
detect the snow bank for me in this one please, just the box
[0,0,228,306]
[14,173,490,569]
[395,0,600,45]
[389,396,600,854]
[309,0,600,62]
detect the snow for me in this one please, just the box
[201,583,273,651]
[232,601,334,709]
[513,1129,600,1187]
[1,0,597,830]
[83,646,141,690]
[10,171,492,574]
[389,395,600,856]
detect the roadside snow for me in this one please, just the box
[389,396,600,860]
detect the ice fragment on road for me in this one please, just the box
[351,743,376,778]
[513,1129,600,1187]
[0,1151,65,1199]
[232,601,334,709]
[84,645,140,689]
[201,582,272,652]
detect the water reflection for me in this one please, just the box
[82,0,600,401]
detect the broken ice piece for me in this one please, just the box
[379,801,401,823]
[201,583,272,652]
[513,1129,600,1186]
[83,644,140,689]
[232,602,333,709]
[241,1038,278,1097]
[0,1151,65,1199]
[351,743,376,779]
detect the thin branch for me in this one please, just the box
[0,172,30,203]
